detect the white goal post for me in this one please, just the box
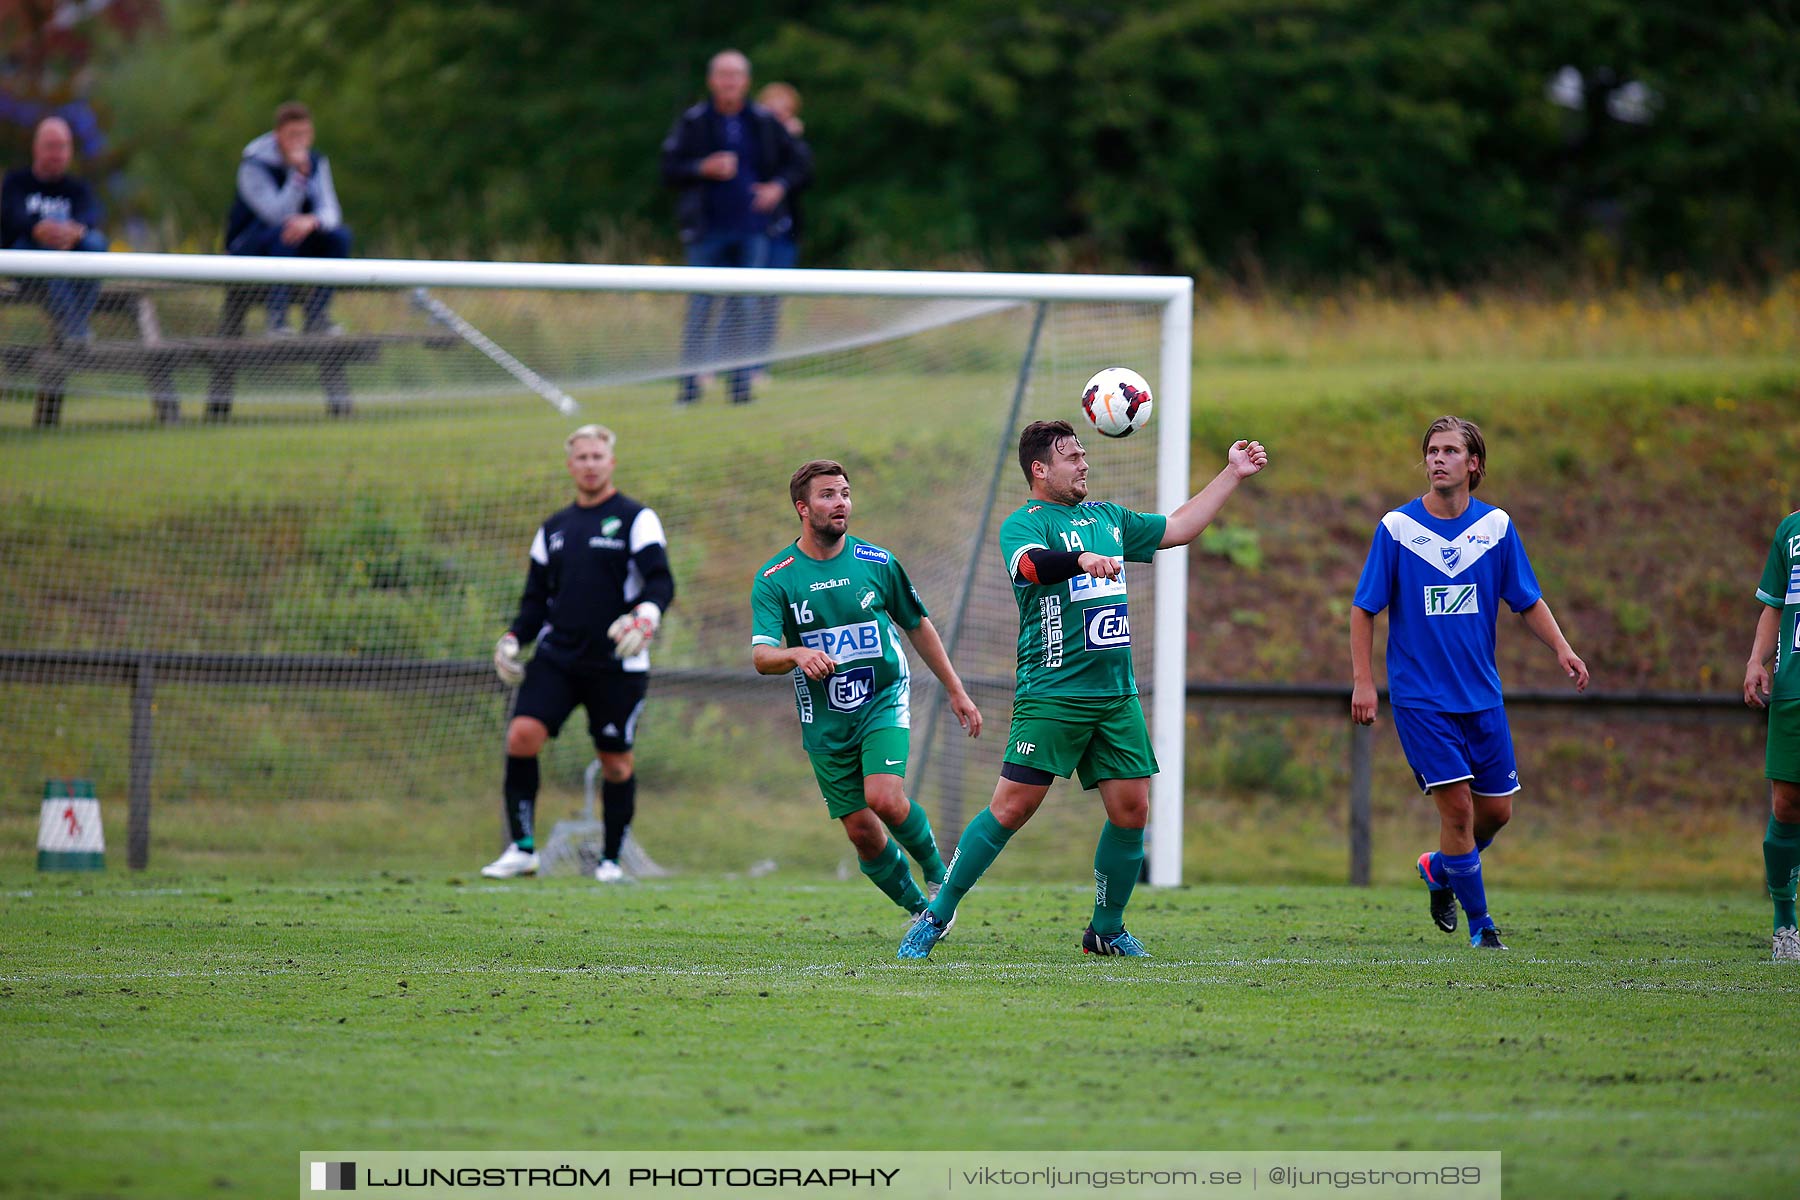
[0,250,1193,885]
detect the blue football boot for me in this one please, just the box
[1081,925,1152,957]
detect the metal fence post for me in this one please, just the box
[128,657,154,870]
[1348,720,1372,886]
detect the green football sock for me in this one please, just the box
[1764,815,1800,931]
[927,808,1014,922]
[860,838,927,914]
[1090,820,1145,936]
[884,800,947,884]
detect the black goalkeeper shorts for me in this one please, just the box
[514,656,649,753]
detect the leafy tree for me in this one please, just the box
[91,0,1800,278]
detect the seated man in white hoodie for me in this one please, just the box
[225,101,351,334]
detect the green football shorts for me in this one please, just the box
[1768,699,1800,784]
[809,725,911,818]
[1001,694,1158,790]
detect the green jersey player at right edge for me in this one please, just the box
[1745,507,1800,962]
[901,421,1269,960]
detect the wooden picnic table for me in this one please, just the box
[0,282,456,425]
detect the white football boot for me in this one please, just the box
[480,843,539,879]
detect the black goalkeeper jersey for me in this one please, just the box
[508,493,675,673]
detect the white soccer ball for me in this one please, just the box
[1079,367,1154,438]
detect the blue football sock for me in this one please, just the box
[1424,850,1448,887]
[1439,849,1491,930]
[1428,846,1492,876]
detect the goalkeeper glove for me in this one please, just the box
[493,633,525,686]
[607,602,661,658]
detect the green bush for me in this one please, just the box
[79,0,1800,279]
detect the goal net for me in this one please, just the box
[0,252,1191,882]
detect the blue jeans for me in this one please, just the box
[10,231,108,338]
[226,219,353,329]
[678,231,769,403]
[752,236,798,372]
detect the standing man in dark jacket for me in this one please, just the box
[751,81,812,377]
[660,49,808,405]
[755,83,810,275]
[1,116,107,343]
[226,102,352,335]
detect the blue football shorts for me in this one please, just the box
[1390,704,1520,796]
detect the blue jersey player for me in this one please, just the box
[1350,416,1589,949]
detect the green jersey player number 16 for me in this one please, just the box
[751,459,982,922]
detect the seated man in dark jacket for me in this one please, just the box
[225,101,352,335]
[660,50,808,405]
[1,116,107,343]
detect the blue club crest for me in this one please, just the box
[1440,545,1462,570]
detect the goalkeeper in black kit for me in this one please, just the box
[482,424,675,883]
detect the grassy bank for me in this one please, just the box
[2,286,1795,887]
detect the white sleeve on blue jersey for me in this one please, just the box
[528,525,549,565]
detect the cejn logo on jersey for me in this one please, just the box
[1423,584,1479,616]
[1082,603,1131,649]
[827,665,876,713]
[800,620,884,663]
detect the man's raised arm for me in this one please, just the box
[1159,439,1269,548]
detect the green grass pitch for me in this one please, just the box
[1,875,1793,1199]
